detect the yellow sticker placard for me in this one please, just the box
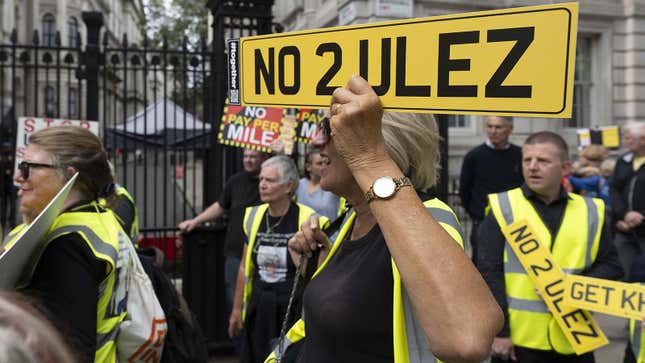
[564,275,645,320]
[235,3,578,118]
[501,220,608,355]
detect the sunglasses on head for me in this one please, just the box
[18,161,57,180]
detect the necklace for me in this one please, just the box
[265,208,286,233]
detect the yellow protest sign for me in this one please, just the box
[564,275,645,320]
[501,220,608,355]
[230,2,578,118]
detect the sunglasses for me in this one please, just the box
[18,161,58,180]
[319,117,331,138]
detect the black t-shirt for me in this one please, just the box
[298,224,394,363]
[250,203,299,284]
[23,232,106,362]
[218,171,262,258]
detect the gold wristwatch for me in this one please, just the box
[365,176,412,204]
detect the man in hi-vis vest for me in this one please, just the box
[477,131,623,363]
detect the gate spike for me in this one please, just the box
[143,35,149,49]
[76,31,82,48]
[10,29,17,44]
[32,30,40,45]
[102,32,109,46]
[55,31,61,46]
[183,36,188,49]
[122,33,128,48]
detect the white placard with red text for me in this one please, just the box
[14,117,99,184]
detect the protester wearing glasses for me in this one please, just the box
[270,75,502,363]
[4,126,134,362]
[228,155,328,363]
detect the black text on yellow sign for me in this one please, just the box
[564,275,645,320]
[501,220,608,354]
[232,3,578,118]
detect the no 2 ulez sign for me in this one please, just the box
[229,2,578,118]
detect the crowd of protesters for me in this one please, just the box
[0,76,643,363]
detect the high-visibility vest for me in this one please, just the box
[488,187,604,354]
[242,202,328,321]
[5,202,132,363]
[265,198,464,363]
[630,283,645,363]
[100,184,139,243]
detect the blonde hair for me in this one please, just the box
[0,292,77,362]
[580,144,608,165]
[29,126,113,201]
[381,112,440,190]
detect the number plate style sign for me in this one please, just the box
[229,2,578,118]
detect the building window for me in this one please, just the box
[42,13,56,47]
[45,86,56,117]
[566,35,593,128]
[67,17,78,47]
[69,88,77,118]
[448,114,470,128]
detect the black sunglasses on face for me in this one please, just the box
[18,161,57,180]
[319,117,331,138]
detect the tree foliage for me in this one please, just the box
[143,0,209,51]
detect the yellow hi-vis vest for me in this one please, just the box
[242,202,328,322]
[100,184,140,243]
[630,284,645,363]
[265,198,464,363]
[488,187,604,354]
[4,202,132,363]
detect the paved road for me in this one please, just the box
[208,313,629,363]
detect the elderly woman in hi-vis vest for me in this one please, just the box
[268,75,503,363]
[229,155,328,363]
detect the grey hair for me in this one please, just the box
[261,155,299,192]
[625,121,645,138]
[0,292,77,362]
[488,115,513,127]
[382,112,440,190]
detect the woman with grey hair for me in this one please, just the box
[229,155,329,363]
[268,76,503,363]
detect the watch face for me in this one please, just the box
[373,176,396,198]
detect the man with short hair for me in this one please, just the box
[611,121,645,275]
[459,116,524,263]
[478,131,622,363]
[178,148,269,349]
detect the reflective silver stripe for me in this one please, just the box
[507,296,549,313]
[403,286,437,363]
[634,321,642,358]
[245,206,260,237]
[426,207,464,242]
[273,335,293,360]
[96,325,119,350]
[497,191,514,225]
[47,225,117,263]
[562,268,582,275]
[583,197,599,267]
[504,245,526,274]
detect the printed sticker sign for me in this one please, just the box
[218,104,285,152]
[231,2,578,118]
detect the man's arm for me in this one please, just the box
[178,202,225,232]
[581,217,624,280]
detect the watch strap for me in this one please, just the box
[365,176,413,204]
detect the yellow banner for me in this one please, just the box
[564,275,645,320]
[501,220,608,355]
[234,2,578,118]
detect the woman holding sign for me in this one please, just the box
[7,126,134,362]
[273,75,503,363]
